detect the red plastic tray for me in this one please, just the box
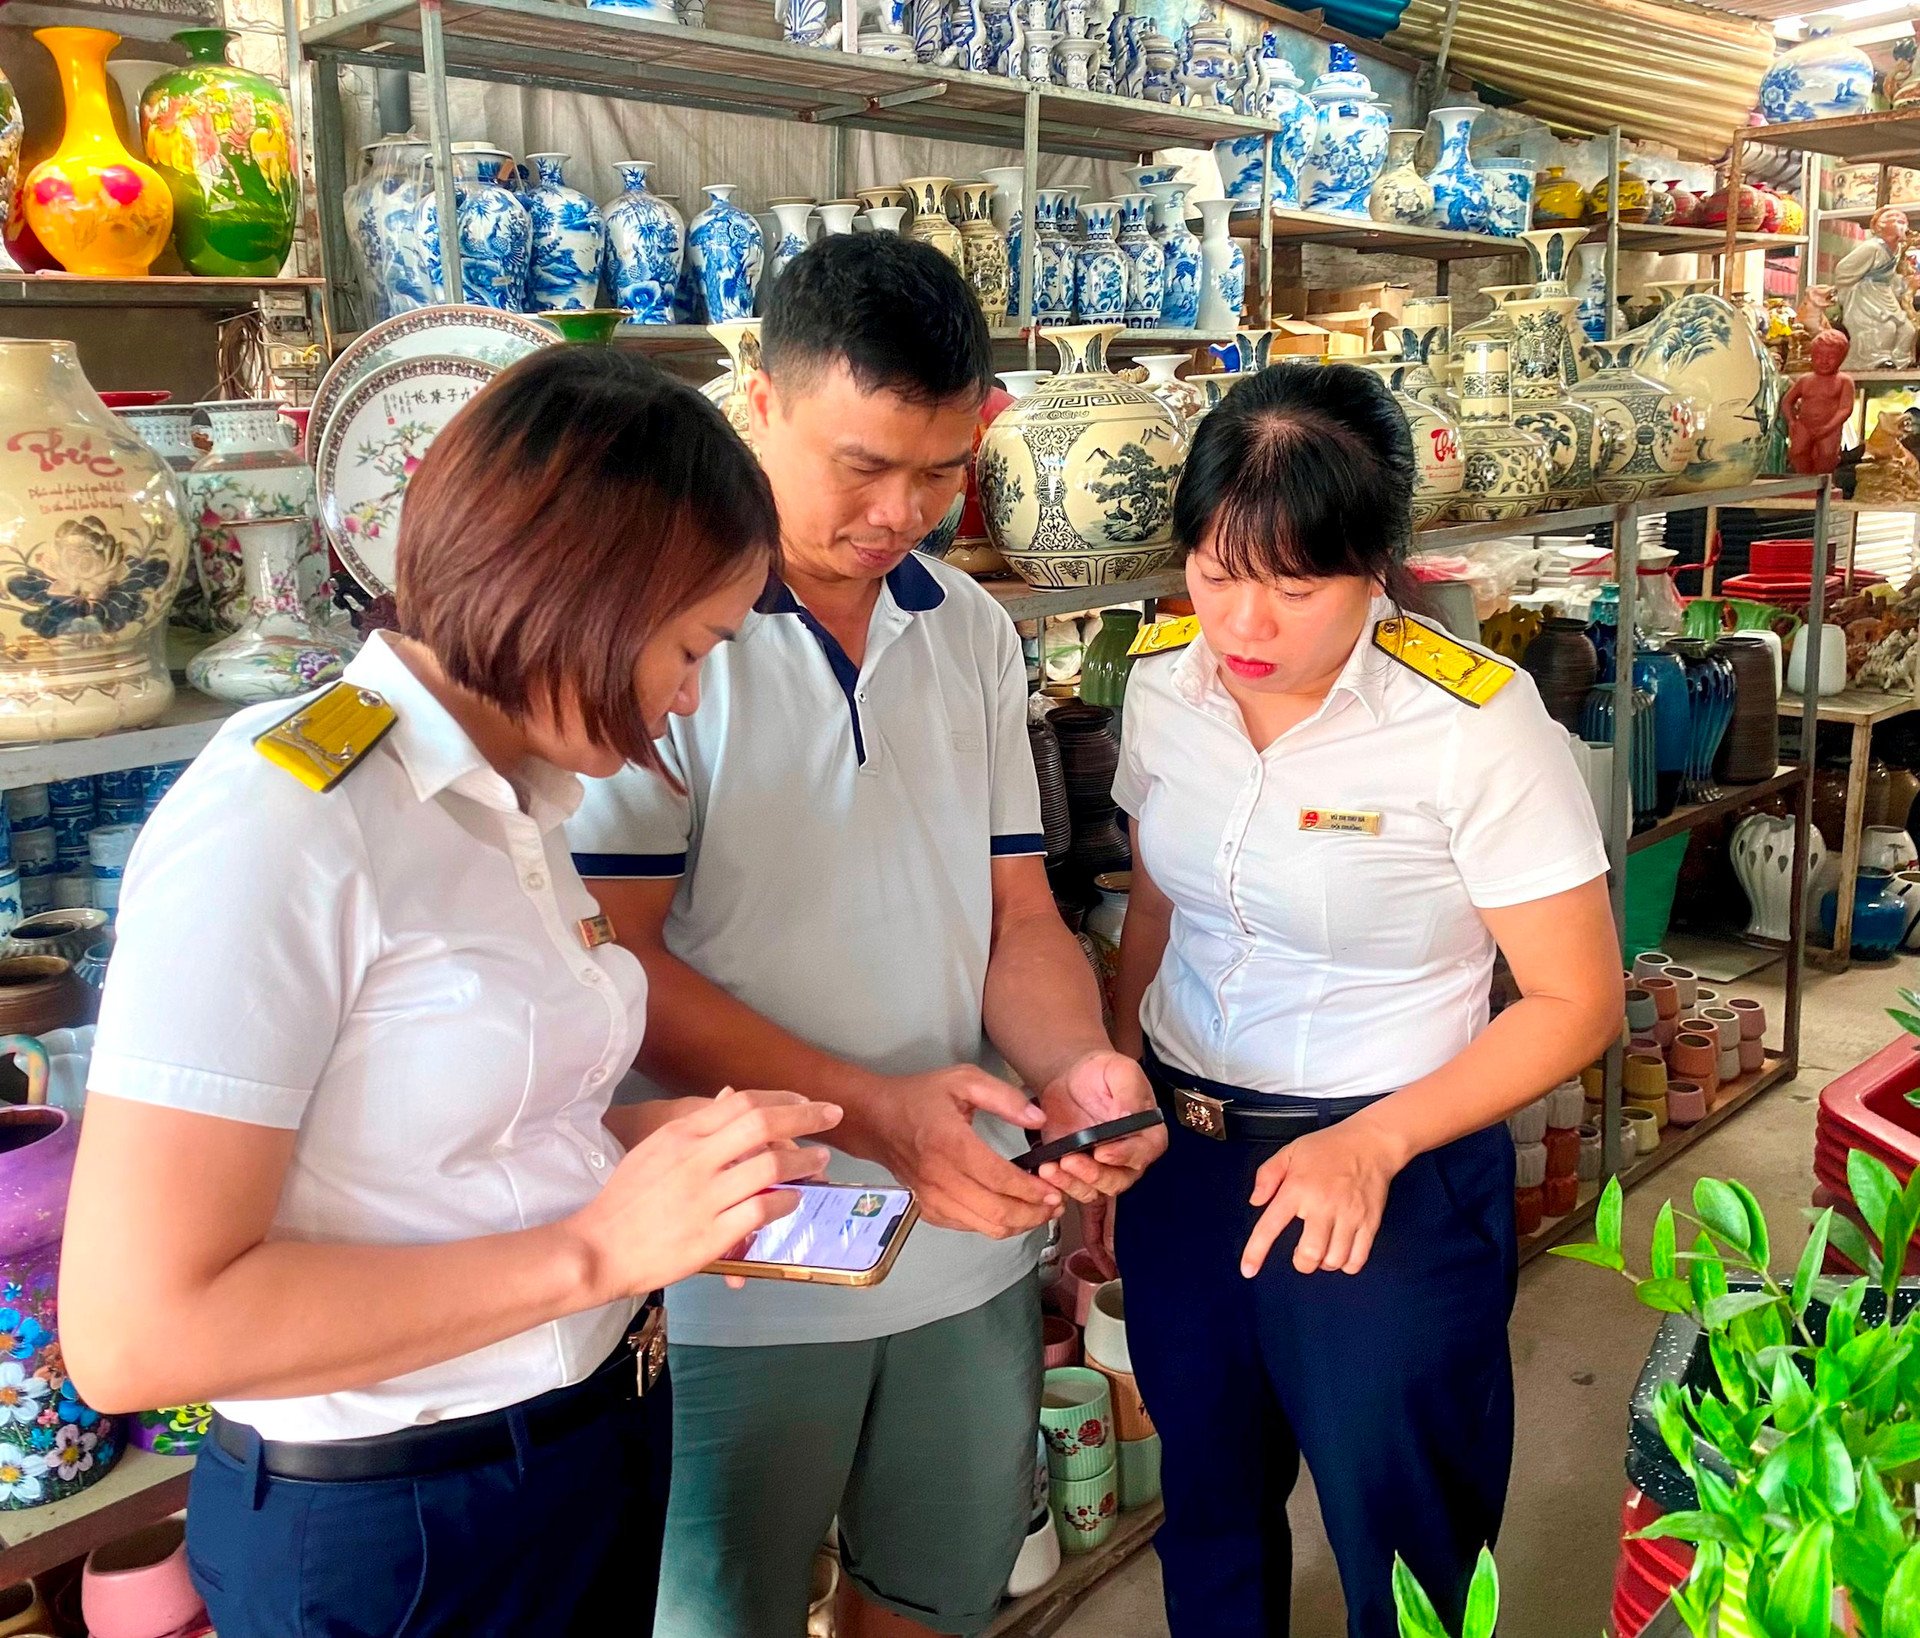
[1613,1488,1690,1638]
[1818,1040,1920,1182]
[1750,538,1812,577]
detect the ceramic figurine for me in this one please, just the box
[1836,208,1919,372]
[767,200,815,284]
[0,340,190,739]
[687,183,763,322]
[1481,159,1536,237]
[1759,23,1872,124]
[975,323,1188,587]
[185,398,320,636]
[1854,412,1920,504]
[946,0,992,71]
[1367,130,1432,226]
[603,161,684,325]
[1421,106,1489,233]
[522,153,604,312]
[1300,45,1390,217]
[416,144,533,311]
[138,29,297,278]
[1783,329,1854,475]
[1450,333,1552,520]
[1569,337,1695,502]
[1075,202,1127,325]
[1032,189,1075,323]
[24,28,172,276]
[1145,181,1200,331]
[1196,198,1244,331]
[1505,295,1611,509]
[1636,289,1775,491]
[981,0,1015,72]
[1115,194,1163,330]
[1531,165,1587,227]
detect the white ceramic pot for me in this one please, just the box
[1133,354,1202,428]
[1730,810,1828,942]
[1634,290,1775,493]
[1006,1508,1062,1596]
[1084,1279,1130,1374]
[1862,825,1919,874]
[1786,623,1847,696]
[1897,868,1920,951]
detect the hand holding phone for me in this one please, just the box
[705,1183,919,1286]
[1013,1109,1166,1173]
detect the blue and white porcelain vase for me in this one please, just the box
[1115,193,1164,330]
[1196,198,1243,331]
[587,0,680,17]
[768,201,814,284]
[1146,180,1201,331]
[1300,44,1391,218]
[981,165,1024,301]
[1759,25,1872,124]
[1367,129,1431,226]
[1422,106,1490,233]
[523,153,604,312]
[346,134,429,322]
[687,183,763,324]
[1075,202,1127,325]
[1481,158,1536,237]
[1235,34,1312,207]
[1033,189,1075,324]
[913,0,947,61]
[1214,135,1265,214]
[604,161,684,325]
[417,144,533,311]
[777,0,832,46]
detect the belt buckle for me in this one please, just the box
[1173,1087,1229,1140]
[634,1307,667,1397]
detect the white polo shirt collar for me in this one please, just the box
[1169,601,1394,732]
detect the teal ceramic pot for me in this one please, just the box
[1039,1365,1114,1482]
[1050,1466,1119,1552]
[1820,867,1909,959]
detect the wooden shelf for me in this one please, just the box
[0,692,237,793]
[1626,765,1806,854]
[1774,688,1920,727]
[0,1448,193,1590]
[984,1500,1163,1637]
[1233,205,1521,261]
[1586,224,1808,254]
[1743,110,1920,164]
[0,275,325,310]
[982,571,1185,623]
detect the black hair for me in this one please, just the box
[760,232,993,407]
[1174,363,1417,596]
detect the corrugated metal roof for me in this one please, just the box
[1387,0,1778,161]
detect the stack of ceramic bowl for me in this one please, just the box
[1051,704,1130,878]
[1509,1077,1587,1232]
[1040,1366,1118,1554]
[82,1517,208,1638]
[1084,1281,1160,1512]
[1811,1038,1919,1278]
[1028,718,1073,864]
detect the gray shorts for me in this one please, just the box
[651,1273,1043,1638]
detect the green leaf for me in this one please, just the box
[1824,1213,1880,1281]
[1729,1181,1771,1271]
[1596,1176,1624,1261]
[1634,1277,1695,1315]
[1696,1179,1754,1255]
[1906,1086,1920,1107]
[1792,1209,1832,1316]
[1883,1199,1917,1304]
[1652,1200,1677,1281]
[1849,1149,1902,1248]
[1770,1352,1815,1433]
[1888,1009,1920,1039]
[1691,1231,1730,1312]
[1866,1420,1920,1469]
[1633,1511,1745,1546]
[1704,1289,1779,1329]
[1389,1555,1451,1638]
[1755,1521,1834,1638]
[1884,1542,1920,1637]
[1461,1546,1498,1638]
[1549,1241,1625,1273]
[1809,1419,1858,1514]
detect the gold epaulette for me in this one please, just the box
[254,683,396,793]
[1127,615,1200,658]
[1372,617,1513,708]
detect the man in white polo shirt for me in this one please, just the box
[570,234,1164,1638]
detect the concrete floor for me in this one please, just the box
[1055,950,1908,1638]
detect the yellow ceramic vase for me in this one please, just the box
[1532,166,1588,227]
[1590,163,1649,224]
[23,28,172,276]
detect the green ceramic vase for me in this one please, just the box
[1079,609,1141,712]
[139,28,296,277]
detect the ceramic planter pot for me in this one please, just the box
[1513,1141,1546,1191]
[1092,1360,1154,1441]
[1083,1280,1130,1374]
[1659,967,1698,1011]
[975,325,1186,587]
[1624,986,1656,1033]
[1667,1081,1708,1125]
[1507,1100,1547,1145]
[1544,1081,1585,1130]
[1698,1006,1740,1051]
[1727,997,1765,1040]
[1737,1037,1765,1074]
[1623,1052,1667,1100]
[1051,1467,1118,1553]
[1670,1032,1719,1085]
[1628,1091,1669,1130]
[1040,1366,1114,1481]
[1623,1106,1661,1154]
[1007,1507,1061,1595]
[82,1518,204,1638]
[1577,1123,1603,1180]
[1041,1312,1079,1369]
[1640,975,1678,1020]
[1716,1043,1740,1084]
[1543,1126,1580,1177]
[1118,1433,1161,1509]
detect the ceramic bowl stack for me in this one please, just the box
[1507,1079,1585,1232]
[1050,703,1129,879]
[1040,1365,1118,1554]
[1028,718,1073,864]
[1083,1281,1160,1512]
[0,770,185,928]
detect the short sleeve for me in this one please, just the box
[987,615,1045,857]
[1111,666,1152,819]
[570,737,694,880]
[89,734,376,1129]
[1441,668,1610,909]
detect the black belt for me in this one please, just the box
[1143,1042,1383,1143]
[212,1304,667,1483]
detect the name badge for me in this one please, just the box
[1299,808,1382,835]
[579,913,617,950]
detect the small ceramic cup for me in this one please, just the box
[1118,1433,1162,1509]
[1513,1141,1548,1189]
[1040,1366,1114,1481]
[1084,1281,1130,1375]
[1627,1091,1669,1129]
[1623,1106,1661,1155]
[1718,1044,1741,1085]
[1581,1063,1604,1102]
[1576,1123,1603,1181]
[1053,1247,1109,1328]
[1094,1361,1155,1441]
[1042,1312,1080,1370]
[1651,1018,1679,1049]
[1676,1014,1716,1042]
[1508,1099,1548,1145]
[1738,1036,1765,1074]
[1052,1467,1119,1553]
[1631,950,1675,983]
[1667,1079,1708,1125]
[1543,1172,1579,1215]
[1544,1080,1585,1130]
[1625,986,1656,1032]
[1543,1126,1581,1177]
[1700,1006,1741,1051]
[83,1518,205,1638]
[1670,1032,1719,1084]
[1623,1052,1667,1100]
[1659,965,1698,1011]
[1726,997,1766,1041]
[1641,975,1679,1020]
[1693,987,1721,1009]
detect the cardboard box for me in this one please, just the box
[1307,281,1410,320]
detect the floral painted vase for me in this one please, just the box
[1367,129,1431,227]
[23,29,172,277]
[1635,290,1773,492]
[1422,106,1488,233]
[974,323,1187,587]
[1759,25,1872,124]
[186,518,354,703]
[1506,295,1609,509]
[0,341,190,740]
[184,399,318,635]
[1236,34,1312,206]
[522,152,604,312]
[417,144,533,311]
[138,29,296,278]
[707,319,760,443]
[1075,202,1127,325]
[1115,194,1163,330]
[687,183,763,322]
[0,1094,120,1509]
[1300,45,1389,218]
[1145,181,1201,331]
[1570,337,1694,502]
[0,66,22,275]
[1032,190,1075,324]
[1481,159,1535,237]
[767,200,815,285]
[1451,333,1551,521]
[603,161,684,325]
[130,1403,210,1456]
[1196,198,1244,331]
[960,220,1011,323]
[345,135,429,323]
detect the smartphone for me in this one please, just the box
[704,1182,920,1287]
[1013,1108,1167,1173]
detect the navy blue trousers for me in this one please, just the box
[184,1374,672,1637]
[1116,1091,1516,1638]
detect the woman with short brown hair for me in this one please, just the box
[57,347,839,1636]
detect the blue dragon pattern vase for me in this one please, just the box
[779,0,832,45]
[1300,44,1390,218]
[1075,202,1127,325]
[347,136,429,321]
[687,183,762,323]
[523,153,604,312]
[1115,193,1164,330]
[1033,188,1075,324]
[603,161,684,325]
[1759,27,1872,124]
[417,145,533,311]
[1147,180,1200,332]
[1423,107,1490,233]
[1232,35,1311,208]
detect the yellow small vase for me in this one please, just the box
[23,28,172,276]
[1591,163,1650,224]
[1532,166,1589,227]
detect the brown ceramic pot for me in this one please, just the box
[1669,1031,1719,1084]
[0,956,90,1038]
[1667,1081,1708,1125]
[1641,975,1679,1020]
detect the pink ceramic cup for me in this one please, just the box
[1727,997,1766,1041]
[83,1517,206,1638]
[1641,975,1679,1020]
[1042,1313,1081,1370]
[1738,1037,1765,1074]
[1651,1018,1679,1049]
[1057,1248,1109,1330]
[1667,1081,1708,1126]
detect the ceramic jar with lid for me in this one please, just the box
[1532,166,1588,227]
[1590,164,1649,222]
[1300,44,1390,218]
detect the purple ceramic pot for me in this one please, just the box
[0,1105,120,1508]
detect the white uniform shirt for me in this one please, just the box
[569,553,1045,1348]
[1112,601,1608,1098]
[89,633,644,1441]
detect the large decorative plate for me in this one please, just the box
[309,306,553,471]
[316,354,499,596]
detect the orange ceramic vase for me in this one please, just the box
[24,28,171,276]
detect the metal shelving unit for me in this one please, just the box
[0,695,237,795]
[0,274,328,311]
